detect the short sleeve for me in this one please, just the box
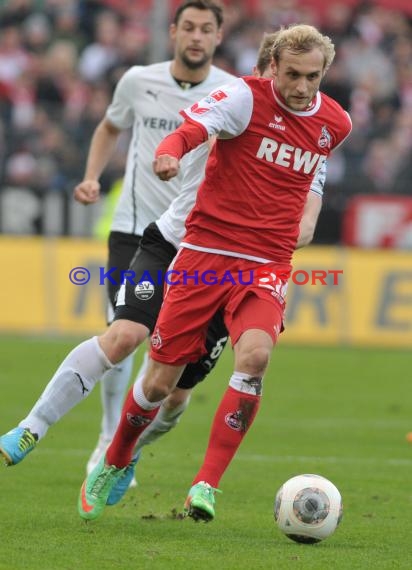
[310,159,327,197]
[180,78,254,139]
[106,67,143,130]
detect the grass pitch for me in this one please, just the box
[0,336,411,570]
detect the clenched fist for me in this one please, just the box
[74,180,101,204]
[153,155,180,181]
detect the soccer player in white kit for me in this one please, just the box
[0,0,233,484]
[72,0,234,480]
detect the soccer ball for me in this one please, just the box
[274,474,343,544]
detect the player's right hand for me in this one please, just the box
[74,180,101,204]
[153,155,180,181]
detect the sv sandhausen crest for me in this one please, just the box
[135,280,155,300]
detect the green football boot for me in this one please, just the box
[78,456,126,521]
[183,481,221,522]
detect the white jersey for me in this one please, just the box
[156,142,210,249]
[107,60,234,235]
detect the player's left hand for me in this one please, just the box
[153,155,180,181]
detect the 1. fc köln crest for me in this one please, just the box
[318,125,332,149]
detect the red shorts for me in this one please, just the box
[149,248,289,366]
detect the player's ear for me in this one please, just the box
[271,59,277,77]
[215,27,223,47]
[169,23,177,42]
[252,65,259,77]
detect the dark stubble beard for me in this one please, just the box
[180,50,211,70]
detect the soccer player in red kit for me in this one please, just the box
[78,23,352,522]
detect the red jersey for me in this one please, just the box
[160,76,352,265]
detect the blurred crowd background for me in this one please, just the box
[0,0,411,244]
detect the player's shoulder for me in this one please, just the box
[320,92,351,121]
[208,75,255,103]
[234,76,274,104]
[242,75,266,84]
[241,75,272,90]
[115,61,172,96]
[205,65,237,86]
[115,65,145,89]
[143,60,172,74]
[320,92,352,140]
[122,61,171,80]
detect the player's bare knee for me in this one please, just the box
[117,329,140,356]
[143,363,183,402]
[144,378,172,401]
[238,346,270,376]
[99,321,147,363]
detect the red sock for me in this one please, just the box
[192,386,261,488]
[106,387,160,467]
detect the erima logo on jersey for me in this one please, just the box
[256,136,326,175]
[268,114,286,131]
[190,89,228,114]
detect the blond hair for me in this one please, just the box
[272,24,335,72]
